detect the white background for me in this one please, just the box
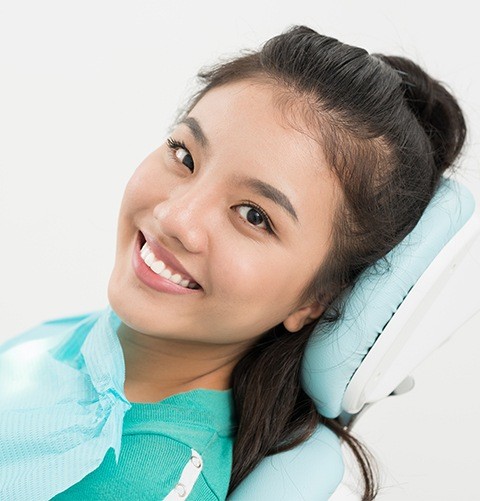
[1,1,479,500]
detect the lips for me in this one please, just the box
[139,231,201,288]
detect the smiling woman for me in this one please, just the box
[109,80,336,353]
[0,24,466,501]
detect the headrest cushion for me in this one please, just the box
[301,178,475,418]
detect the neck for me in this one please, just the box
[117,322,245,403]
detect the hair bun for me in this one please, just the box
[373,54,467,174]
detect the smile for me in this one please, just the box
[140,242,200,289]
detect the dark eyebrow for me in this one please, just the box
[179,116,209,149]
[237,176,299,223]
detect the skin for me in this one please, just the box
[107,79,340,403]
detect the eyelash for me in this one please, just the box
[165,136,275,235]
[167,136,189,153]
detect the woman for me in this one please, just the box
[0,25,466,500]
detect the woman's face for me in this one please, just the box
[108,80,339,350]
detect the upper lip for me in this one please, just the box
[141,231,200,286]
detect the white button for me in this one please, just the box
[190,455,202,468]
[174,483,186,497]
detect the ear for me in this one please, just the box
[282,301,326,333]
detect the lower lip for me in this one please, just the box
[132,232,201,295]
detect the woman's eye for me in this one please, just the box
[175,148,194,172]
[166,137,195,172]
[236,204,274,234]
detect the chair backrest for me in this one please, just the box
[229,176,480,500]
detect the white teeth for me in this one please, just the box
[159,268,172,280]
[140,241,199,289]
[150,260,166,274]
[170,273,183,285]
[144,253,155,266]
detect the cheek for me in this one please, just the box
[210,251,304,339]
[212,247,297,304]
[120,162,163,216]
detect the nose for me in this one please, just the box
[153,181,218,254]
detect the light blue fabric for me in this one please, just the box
[0,306,132,501]
[302,177,476,418]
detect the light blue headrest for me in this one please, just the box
[301,177,475,418]
[227,423,343,500]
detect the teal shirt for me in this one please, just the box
[52,389,236,500]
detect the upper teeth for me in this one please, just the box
[140,242,199,289]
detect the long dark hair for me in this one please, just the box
[177,26,467,500]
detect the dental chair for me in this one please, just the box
[228,175,480,500]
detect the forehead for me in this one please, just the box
[187,80,336,203]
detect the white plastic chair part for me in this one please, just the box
[342,205,480,413]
